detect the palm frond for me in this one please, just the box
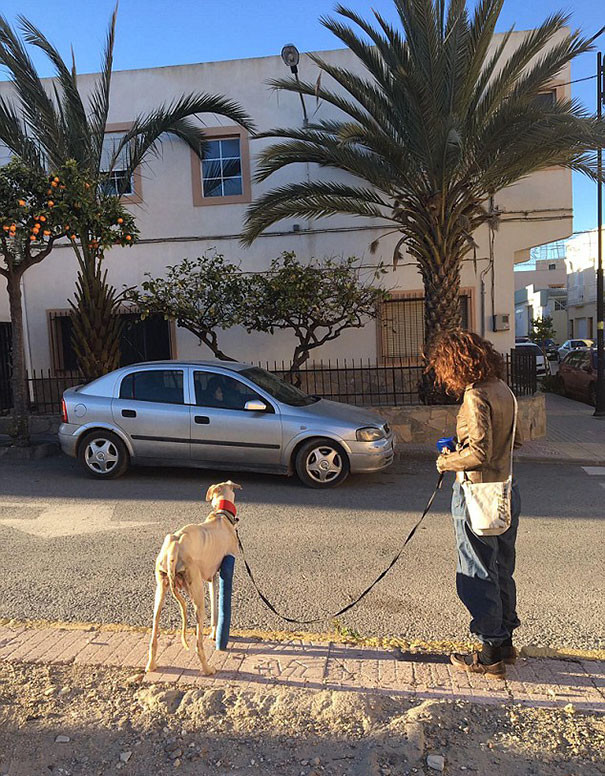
[88,3,118,173]
[242,180,393,246]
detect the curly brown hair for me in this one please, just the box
[427,330,505,396]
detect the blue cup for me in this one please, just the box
[437,436,457,453]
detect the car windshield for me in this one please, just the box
[517,344,542,356]
[240,367,320,407]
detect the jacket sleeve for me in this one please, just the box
[437,389,492,472]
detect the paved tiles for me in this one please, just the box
[1,623,603,712]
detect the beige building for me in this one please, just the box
[565,229,600,340]
[514,256,568,340]
[0,32,574,375]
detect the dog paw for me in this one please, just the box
[144,662,157,673]
[203,665,217,676]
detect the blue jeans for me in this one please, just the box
[451,481,521,646]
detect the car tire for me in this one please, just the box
[295,438,350,489]
[78,430,129,479]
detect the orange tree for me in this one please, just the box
[0,159,135,446]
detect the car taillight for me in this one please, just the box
[61,399,68,424]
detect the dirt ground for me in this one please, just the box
[0,662,603,776]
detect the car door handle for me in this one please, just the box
[121,409,136,418]
[194,415,210,425]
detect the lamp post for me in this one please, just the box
[595,51,605,417]
[281,44,309,127]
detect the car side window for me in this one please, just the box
[119,370,184,404]
[193,371,267,411]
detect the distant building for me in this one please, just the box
[565,230,600,340]
[514,283,567,340]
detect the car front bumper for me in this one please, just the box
[348,434,396,473]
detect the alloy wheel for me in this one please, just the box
[84,438,120,475]
[304,445,343,484]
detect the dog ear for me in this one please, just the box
[227,480,242,491]
[205,484,218,502]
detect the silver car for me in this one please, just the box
[557,339,594,362]
[59,361,395,488]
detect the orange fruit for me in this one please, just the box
[117,217,124,224]
[53,177,59,183]
[125,234,132,241]
[2,225,8,232]
[39,215,46,222]
[51,181,58,188]
[29,235,36,241]
[43,230,51,236]
[48,201,54,207]
[18,199,26,206]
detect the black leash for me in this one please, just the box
[236,472,445,625]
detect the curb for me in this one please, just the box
[2,617,603,663]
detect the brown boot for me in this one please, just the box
[450,651,506,678]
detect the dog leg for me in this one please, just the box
[209,575,217,642]
[145,571,167,673]
[190,575,216,675]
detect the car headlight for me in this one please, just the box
[356,426,385,442]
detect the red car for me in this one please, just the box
[557,349,598,406]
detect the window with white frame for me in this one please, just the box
[201,137,243,198]
[100,133,133,196]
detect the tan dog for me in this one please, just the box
[145,480,242,675]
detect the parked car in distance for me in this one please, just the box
[59,361,395,488]
[557,349,598,406]
[536,338,559,360]
[557,339,594,361]
[514,342,547,376]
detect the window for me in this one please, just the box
[100,133,133,196]
[202,138,242,198]
[553,299,567,311]
[379,293,471,363]
[548,263,556,270]
[533,90,556,110]
[191,128,251,206]
[193,371,267,411]
[120,370,184,404]
[49,312,172,373]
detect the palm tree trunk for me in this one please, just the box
[6,272,30,446]
[70,260,122,381]
[423,267,462,349]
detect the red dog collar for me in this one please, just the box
[217,499,237,517]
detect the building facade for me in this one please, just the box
[514,257,567,339]
[565,229,600,340]
[0,32,574,376]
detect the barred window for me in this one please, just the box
[100,133,133,196]
[380,294,471,364]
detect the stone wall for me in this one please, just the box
[372,394,546,445]
[0,394,546,447]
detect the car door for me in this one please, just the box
[112,367,191,461]
[189,369,283,470]
[564,352,584,397]
[575,352,594,400]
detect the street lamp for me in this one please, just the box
[281,43,309,127]
[595,51,605,417]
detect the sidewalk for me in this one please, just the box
[1,623,603,712]
[515,392,605,465]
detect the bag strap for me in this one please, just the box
[507,385,518,479]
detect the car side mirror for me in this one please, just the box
[244,399,268,412]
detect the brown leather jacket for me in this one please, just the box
[437,377,522,483]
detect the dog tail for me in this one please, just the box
[165,535,189,651]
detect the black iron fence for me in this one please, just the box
[0,350,537,417]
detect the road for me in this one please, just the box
[0,453,603,650]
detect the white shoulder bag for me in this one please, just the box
[460,388,517,537]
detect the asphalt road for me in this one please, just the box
[0,454,603,650]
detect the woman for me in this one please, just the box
[429,330,522,678]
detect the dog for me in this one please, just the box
[145,480,242,676]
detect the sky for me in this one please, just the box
[0,0,602,234]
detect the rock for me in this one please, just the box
[312,757,320,766]
[427,754,445,771]
[119,752,132,763]
[44,687,56,696]
[168,749,183,760]
[55,735,71,743]
[173,759,181,768]
[59,687,71,696]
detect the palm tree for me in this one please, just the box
[242,0,604,354]
[0,7,254,379]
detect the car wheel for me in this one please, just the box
[295,438,350,489]
[78,430,129,479]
